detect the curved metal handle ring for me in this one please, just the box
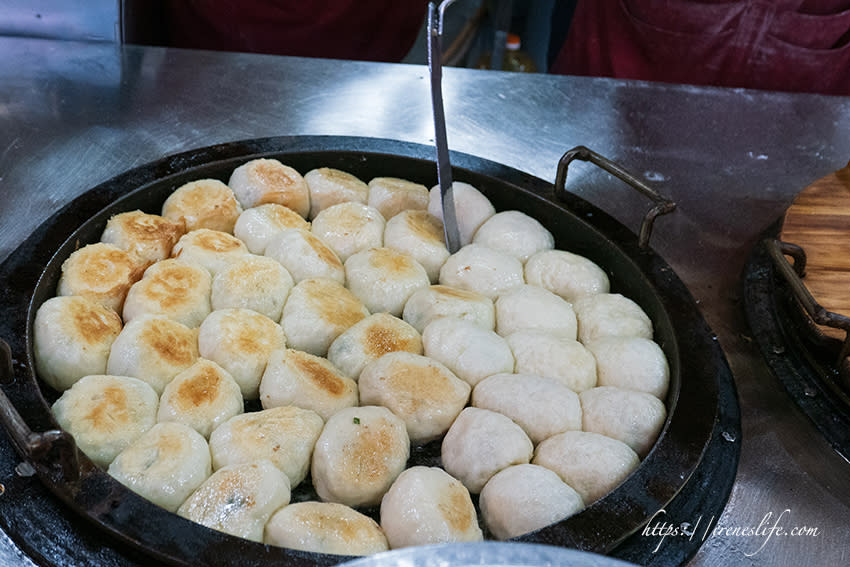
[555,146,676,248]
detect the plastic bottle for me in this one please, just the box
[476,33,537,72]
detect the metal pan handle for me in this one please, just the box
[765,238,850,366]
[0,339,80,482]
[554,146,676,248]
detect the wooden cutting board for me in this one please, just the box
[780,162,850,339]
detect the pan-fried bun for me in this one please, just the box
[171,229,249,276]
[311,405,409,508]
[473,211,555,263]
[402,284,495,333]
[101,210,185,265]
[524,250,609,303]
[264,228,345,285]
[327,313,423,380]
[198,308,286,399]
[585,336,669,399]
[439,244,524,300]
[479,464,584,540]
[228,158,310,217]
[106,315,199,395]
[304,167,369,219]
[494,284,577,339]
[383,210,449,283]
[157,359,244,439]
[344,247,430,317]
[358,352,469,443]
[422,318,514,387]
[441,407,533,493]
[428,181,495,247]
[34,296,122,392]
[580,386,666,458]
[208,406,323,488]
[211,255,294,322]
[260,349,358,420]
[234,203,311,255]
[573,293,653,343]
[506,330,597,392]
[122,259,212,328]
[161,179,242,234]
[57,242,145,313]
[108,422,211,512]
[311,202,385,263]
[281,278,369,357]
[472,373,582,445]
[380,466,482,548]
[265,501,389,555]
[52,374,159,467]
[178,459,291,543]
[368,177,429,220]
[533,430,639,505]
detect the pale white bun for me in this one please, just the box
[280,278,369,357]
[473,210,555,263]
[264,228,345,284]
[108,422,211,512]
[580,386,667,458]
[479,464,584,540]
[327,313,423,380]
[161,178,242,233]
[259,349,358,421]
[422,317,514,387]
[208,406,323,488]
[427,181,495,246]
[233,203,310,255]
[441,407,533,494]
[585,336,669,399]
[157,358,244,439]
[265,501,389,556]
[52,374,159,467]
[228,158,310,217]
[367,177,429,220]
[524,249,610,303]
[198,308,286,399]
[472,373,582,445]
[122,259,211,328]
[344,247,430,317]
[106,315,199,395]
[34,296,122,391]
[56,242,145,313]
[171,229,249,276]
[383,210,449,283]
[494,284,577,339]
[101,210,185,265]
[380,466,483,548]
[311,405,409,508]
[305,167,368,219]
[358,352,469,443]
[573,293,654,343]
[311,202,385,262]
[506,330,597,392]
[438,244,524,300]
[533,430,639,505]
[210,254,294,321]
[402,284,495,334]
[177,459,291,543]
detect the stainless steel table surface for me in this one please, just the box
[1,37,849,566]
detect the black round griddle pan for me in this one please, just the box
[0,136,739,567]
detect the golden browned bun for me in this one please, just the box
[327,312,423,379]
[34,296,123,391]
[228,159,310,218]
[171,229,249,276]
[367,177,429,220]
[101,210,186,265]
[161,179,242,233]
[56,243,146,313]
[233,203,311,255]
[304,167,369,219]
[123,259,212,328]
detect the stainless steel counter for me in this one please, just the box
[1,37,849,566]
